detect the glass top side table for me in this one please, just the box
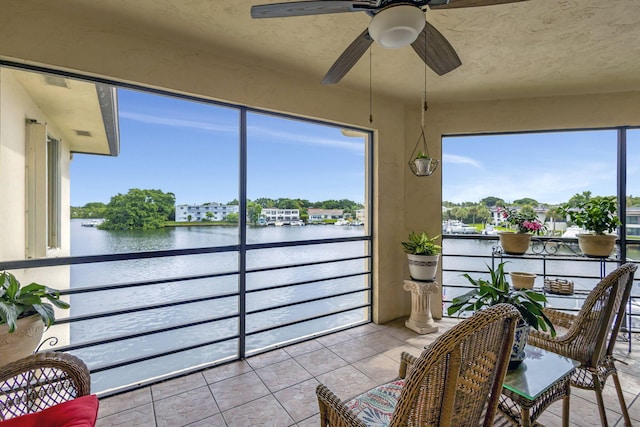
[500,344,580,427]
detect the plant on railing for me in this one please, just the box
[0,271,70,332]
[499,207,546,235]
[559,196,620,235]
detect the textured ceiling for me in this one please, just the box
[66,0,640,103]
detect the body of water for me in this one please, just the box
[68,219,369,393]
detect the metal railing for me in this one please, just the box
[441,234,640,350]
[1,236,372,396]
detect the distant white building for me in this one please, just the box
[307,208,344,222]
[176,203,239,222]
[262,208,300,223]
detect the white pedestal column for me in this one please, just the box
[403,279,439,334]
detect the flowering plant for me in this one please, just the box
[499,207,546,235]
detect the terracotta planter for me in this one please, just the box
[498,232,531,255]
[0,314,44,367]
[510,272,536,289]
[407,254,439,281]
[577,233,617,258]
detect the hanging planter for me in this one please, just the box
[408,87,438,177]
[408,129,439,177]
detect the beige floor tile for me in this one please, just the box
[346,323,384,337]
[151,372,207,400]
[95,402,156,427]
[546,394,622,426]
[209,371,270,412]
[97,387,152,418]
[381,344,423,363]
[273,378,320,422]
[154,386,219,427]
[185,413,227,426]
[245,349,290,370]
[283,339,325,358]
[203,360,253,384]
[222,394,294,427]
[315,330,354,347]
[626,394,640,423]
[358,331,406,353]
[294,347,348,377]
[316,365,378,402]
[296,413,321,427]
[351,353,400,384]
[327,337,379,364]
[255,358,313,392]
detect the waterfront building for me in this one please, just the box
[261,208,300,224]
[307,208,344,222]
[175,203,239,222]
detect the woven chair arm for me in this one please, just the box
[398,351,418,379]
[542,308,576,329]
[528,308,580,358]
[316,384,366,427]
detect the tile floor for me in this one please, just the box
[95,317,640,426]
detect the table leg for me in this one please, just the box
[521,408,532,427]
[562,394,570,427]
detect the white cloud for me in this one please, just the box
[249,126,365,154]
[120,111,237,133]
[442,153,482,168]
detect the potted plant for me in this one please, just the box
[497,206,546,255]
[402,231,441,281]
[410,151,438,176]
[559,196,620,257]
[0,271,70,366]
[447,262,555,366]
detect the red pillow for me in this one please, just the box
[0,394,99,427]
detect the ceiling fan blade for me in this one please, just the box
[322,28,373,85]
[411,21,461,76]
[428,0,529,10]
[251,1,362,18]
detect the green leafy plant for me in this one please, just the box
[401,231,441,256]
[498,206,546,235]
[0,271,70,333]
[415,151,431,159]
[447,262,555,336]
[559,196,620,235]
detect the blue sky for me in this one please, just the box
[71,89,366,206]
[443,130,640,205]
[71,88,639,207]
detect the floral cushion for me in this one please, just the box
[345,379,404,427]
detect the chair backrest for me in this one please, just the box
[0,352,91,420]
[566,262,637,367]
[390,303,520,427]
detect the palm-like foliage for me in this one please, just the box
[401,231,441,256]
[448,262,556,336]
[0,271,70,333]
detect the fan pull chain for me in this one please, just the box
[369,46,373,124]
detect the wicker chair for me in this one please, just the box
[0,352,92,420]
[528,262,638,427]
[316,303,521,427]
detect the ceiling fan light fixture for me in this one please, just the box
[368,5,426,49]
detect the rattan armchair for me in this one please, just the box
[528,262,638,427]
[316,303,521,427]
[0,351,92,420]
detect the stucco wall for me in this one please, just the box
[0,2,414,324]
[3,2,637,326]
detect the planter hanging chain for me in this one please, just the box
[409,42,439,177]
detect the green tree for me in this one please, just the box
[205,212,213,222]
[546,206,564,235]
[247,201,262,225]
[100,188,175,230]
[567,191,593,206]
[513,198,538,206]
[225,212,239,223]
[479,196,504,207]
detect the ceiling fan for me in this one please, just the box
[251,0,528,84]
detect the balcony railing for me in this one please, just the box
[1,236,372,397]
[441,234,640,350]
